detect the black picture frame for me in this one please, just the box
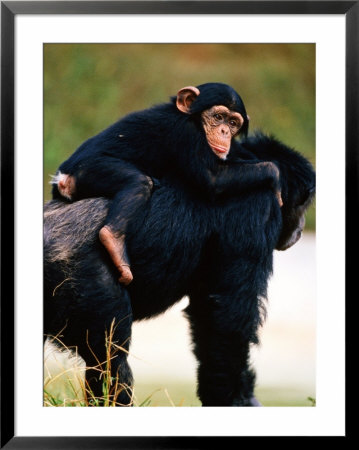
[1,1,355,447]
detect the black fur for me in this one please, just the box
[44,133,315,406]
[52,83,277,239]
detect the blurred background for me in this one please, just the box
[44,44,316,406]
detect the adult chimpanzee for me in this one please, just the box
[44,132,315,407]
[51,83,282,285]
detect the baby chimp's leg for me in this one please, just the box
[52,157,154,283]
[99,172,154,284]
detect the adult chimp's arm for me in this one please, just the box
[211,158,281,197]
[237,134,315,203]
[236,133,316,250]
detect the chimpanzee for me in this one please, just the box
[44,132,315,407]
[51,83,282,285]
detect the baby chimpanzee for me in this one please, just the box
[52,83,282,284]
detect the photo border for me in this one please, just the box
[1,1,355,447]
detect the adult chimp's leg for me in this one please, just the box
[186,255,269,406]
[59,287,134,406]
[44,198,135,405]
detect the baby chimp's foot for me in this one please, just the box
[118,265,133,285]
[276,190,283,207]
[99,226,133,285]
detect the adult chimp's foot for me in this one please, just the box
[249,396,262,406]
[230,396,262,406]
[99,226,133,285]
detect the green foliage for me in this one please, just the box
[44,43,315,229]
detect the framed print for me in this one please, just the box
[1,1,355,447]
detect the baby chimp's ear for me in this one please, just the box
[176,86,200,114]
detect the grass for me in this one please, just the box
[44,320,134,407]
[44,323,315,407]
[132,382,201,407]
[45,364,316,407]
[133,383,316,407]
[44,320,194,407]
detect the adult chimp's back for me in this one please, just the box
[44,134,315,406]
[44,183,280,322]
